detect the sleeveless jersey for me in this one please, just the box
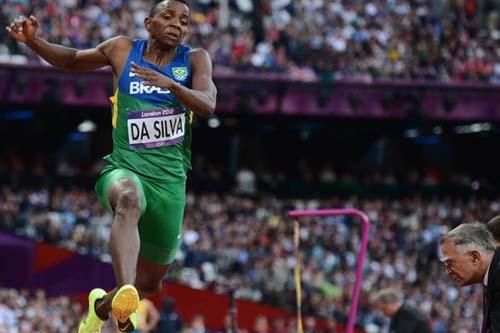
[105,39,193,182]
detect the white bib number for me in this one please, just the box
[127,108,185,149]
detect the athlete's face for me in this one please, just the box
[146,1,190,47]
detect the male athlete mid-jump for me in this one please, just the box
[7,0,216,331]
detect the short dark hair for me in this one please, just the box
[487,216,500,242]
[149,0,191,18]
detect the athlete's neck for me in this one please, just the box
[143,39,177,66]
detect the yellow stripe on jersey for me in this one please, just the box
[109,90,118,128]
[188,111,193,124]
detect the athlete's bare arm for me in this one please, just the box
[6,15,130,75]
[181,48,217,117]
[131,48,217,118]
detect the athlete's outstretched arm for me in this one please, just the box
[131,49,217,118]
[6,15,125,73]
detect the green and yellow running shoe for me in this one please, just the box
[78,288,107,333]
[111,285,140,326]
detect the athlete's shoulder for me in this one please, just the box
[188,47,212,66]
[188,47,209,56]
[108,35,134,49]
[98,35,133,55]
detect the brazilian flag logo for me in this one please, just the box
[172,67,188,81]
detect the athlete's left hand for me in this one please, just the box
[131,62,176,89]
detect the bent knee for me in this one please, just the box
[115,187,141,217]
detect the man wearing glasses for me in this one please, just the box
[441,223,500,333]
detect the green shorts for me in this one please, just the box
[95,164,186,265]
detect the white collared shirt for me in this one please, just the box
[485,260,492,287]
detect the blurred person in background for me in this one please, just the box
[157,297,183,333]
[270,317,286,333]
[373,288,432,333]
[441,223,500,333]
[184,314,208,333]
[323,318,340,333]
[487,215,500,247]
[131,298,160,333]
[251,315,269,333]
[216,313,233,333]
[303,316,316,333]
[6,0,217,332]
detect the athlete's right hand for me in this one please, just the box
[6,15,39,43]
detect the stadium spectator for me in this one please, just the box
[303,316,317,333]
[132,298,160,333]
[184,314,209,333]
[252,315,269,333]
[269,317,286,333]
[214,313,237,333]
[373,288,432,333]
[487,215,500,247]
[157,297,184,333]
[236,167,257,195]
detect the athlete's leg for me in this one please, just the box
[80,168,146,332]
[96,176,183,331]
[95,175,146,320]
[116,179,184,330]
[134,257,170,298]
[130,180,184,298]
[108,178,142,286]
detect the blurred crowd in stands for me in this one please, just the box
[1,0,500,83]
[0,152,493,194]
[0,288,82,333]
[1,175,498,332]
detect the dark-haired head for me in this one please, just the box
[149,0,190,18]
[144,0,191,47]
